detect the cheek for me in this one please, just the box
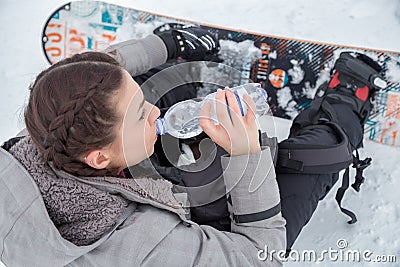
[122,119,146,149]
[126,123,146,147]
[122,127,149,166]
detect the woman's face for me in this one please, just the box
[110,70,161,169]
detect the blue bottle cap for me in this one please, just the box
[156,117,166,135]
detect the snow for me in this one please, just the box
[219,39,263,65]
[387,60,400,84]
[0,0,399,266]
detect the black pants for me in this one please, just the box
[136,70,364,250]
[277,103,363,249]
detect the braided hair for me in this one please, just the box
[25,52,124,177]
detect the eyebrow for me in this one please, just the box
[137,96,145,119]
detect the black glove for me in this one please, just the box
[156,25,220,61]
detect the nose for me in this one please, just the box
[149,105,161,123]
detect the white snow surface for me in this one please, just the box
[1,0,399,266]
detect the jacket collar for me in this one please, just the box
[50,163,189,218]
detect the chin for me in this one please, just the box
[146,144,155,156]
[149,146,155,155]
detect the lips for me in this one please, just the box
[153,124,158,141]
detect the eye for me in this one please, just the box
[139,109,146,120]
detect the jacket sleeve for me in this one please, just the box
[104,34,168,76]
[141,145,286,266]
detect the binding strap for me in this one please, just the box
[335,150,371,224]
[351,150,372,192]
[335,166,356,224]
[277,121,353,174]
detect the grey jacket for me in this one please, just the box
[0,35,286,266]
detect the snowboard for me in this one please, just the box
[42,1,400,146]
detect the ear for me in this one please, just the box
[85,150,111,169]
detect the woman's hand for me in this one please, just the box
[199,88,261,156]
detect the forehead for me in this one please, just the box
[123,69,141,95]
[117,70,142,115]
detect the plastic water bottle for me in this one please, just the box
[156,83,271,139]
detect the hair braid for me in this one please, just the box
[43,82,98,162]
[25,52,124,177]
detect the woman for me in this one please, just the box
[0,29,286,266]
[124,30,383,255]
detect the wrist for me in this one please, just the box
[230,145,261,156]
[250,145,262,154]
[156,31,178,59]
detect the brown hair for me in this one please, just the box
[25,52,124,176]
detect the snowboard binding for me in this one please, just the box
[317,52,387,124]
